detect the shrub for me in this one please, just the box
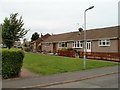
[59,48,74,51]
[59,48,68,51]
[23,47,31,52]
[74,49,80,56]
[2,49,24,79]
[43,50,47,54]
[67,48,74,51]
[48,50,51,53]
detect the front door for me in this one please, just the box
[86,42,91,52]
[53,43,57,52]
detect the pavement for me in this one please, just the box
[2,65,119,88]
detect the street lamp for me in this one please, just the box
[84,6,94,69]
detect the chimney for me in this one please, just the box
[78,27,83,35]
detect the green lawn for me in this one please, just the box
[23,52,119,75]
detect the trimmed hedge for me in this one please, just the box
[2,49,24,79]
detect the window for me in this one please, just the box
[73,41,83,48]
[45,43,50,47]
[99,40,110,46]
[58,42,67,48]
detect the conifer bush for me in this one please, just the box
[2,49,24,79]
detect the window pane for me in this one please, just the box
[102,42,105,45]
[59,43,62,47]
[45,43,50,47]
[89,43,90,49]
[106,41,110,45]
[59,42,67,47]
[73,42,74,47]
[77,41,79,47]
[103,40,105,42]
[99,41,101,45]
[75,42,76,47]
[65,42,67,47]
[59,43,60,47]
[87,43,88,49]
[62,43,64,47]
[80,41,83,47]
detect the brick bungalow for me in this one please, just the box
[33,33,51,51]
[41,26,120,54]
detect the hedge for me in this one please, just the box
[2,49,24,79]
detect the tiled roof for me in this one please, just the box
[42,26,119,43]
[35,33,51,44]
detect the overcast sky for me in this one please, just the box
[0,0,119,41]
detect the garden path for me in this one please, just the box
[20,68,40,78]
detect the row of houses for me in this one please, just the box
[34,26,120,54]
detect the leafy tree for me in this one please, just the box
[31,32,39,41]
[2,13,29,49]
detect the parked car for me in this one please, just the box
[17,46,22,48]
[2,45,7,48]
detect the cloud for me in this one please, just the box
[0,0,66,3]
[0,0,118,40]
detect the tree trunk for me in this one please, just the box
[8,46,11,49]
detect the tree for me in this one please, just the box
[2,13,29,49]
[23,38,27,43]
[31,32,39,41]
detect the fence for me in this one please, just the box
[79,52,120,62]
[58,50,75,57]
[57,50,120,62]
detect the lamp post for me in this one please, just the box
[84,6,94,69]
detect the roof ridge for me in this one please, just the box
[51,31,78,36]
[51,26,119,36]
[87,25,118,31]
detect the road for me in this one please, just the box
[45,73,118,88]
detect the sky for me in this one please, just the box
[0,0,119,41]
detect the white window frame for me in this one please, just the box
[58,42,67,48]
[73,41,83,48]
[98,40,110,46]
[45,43,51,47]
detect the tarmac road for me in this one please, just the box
[45,73,119,88]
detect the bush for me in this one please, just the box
[59,48,74,51]
[23,47,31,52]
[59,48,68,51]
[48,50,51,53]
[74,49,80,56]
[67,48,74,51]
[2,49,24,79]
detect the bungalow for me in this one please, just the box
[33,33,51,51]
[41,26,120,55]
[14,41,22,48]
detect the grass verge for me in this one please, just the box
[23,52,119,75]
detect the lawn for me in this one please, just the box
[23,52,119,75]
